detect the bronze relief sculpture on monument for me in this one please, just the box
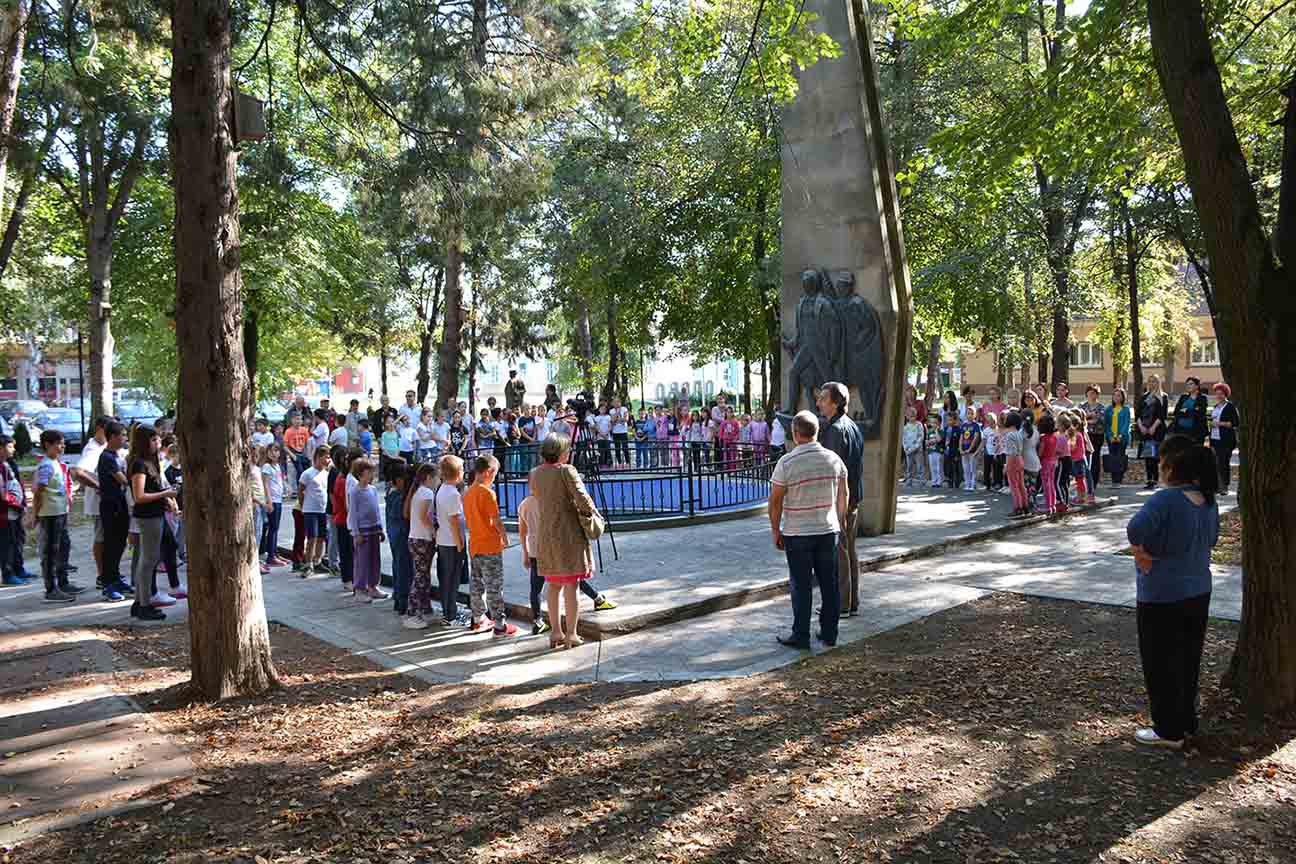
[781,268,885,439]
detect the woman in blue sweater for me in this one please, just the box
[1126,434,1219,748]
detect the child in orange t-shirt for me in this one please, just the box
[462,454,517,637]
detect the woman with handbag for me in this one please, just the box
[1137,375,1169,490]
[1105,388,1133,486]
[530,433,605,649]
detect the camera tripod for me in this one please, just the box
[559,412,620,571]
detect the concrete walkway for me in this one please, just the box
[1,483,1241,689]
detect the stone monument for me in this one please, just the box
[779,0,914,536]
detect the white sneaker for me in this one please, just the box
[368,588,390,600]
[1134,728,1183,748]
[402,615,429,630]
[149,592,177,607]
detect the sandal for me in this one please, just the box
[565,636,585,649]
[549,637,564,650]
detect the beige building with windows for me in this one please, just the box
[960,314,1222,396]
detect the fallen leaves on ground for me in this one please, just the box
[11,595,1296,864]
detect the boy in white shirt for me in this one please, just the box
[296,448,333,576]
[434,455,465,625]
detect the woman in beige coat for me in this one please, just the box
[529,434,599,648]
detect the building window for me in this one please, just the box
[655,383,665,400]
[705,380,715,397]
[1190,338,1218,366]
[669,382,679,396]
[1069,342,1103,369]
[487,364,500,384]
[519,362,528,377]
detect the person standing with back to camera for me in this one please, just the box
[814,382,862,619]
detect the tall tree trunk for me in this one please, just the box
[603,296,619,403]
[575,298,594,396]
[86,233,115,420]
[1148,0,1296,715]
[171,0,277,700]
[0,0,29,215]
[1124,198,1145,399]
[743,357,752,413]
[414,268,443,406]
[380,343,389,397]
[995,351,1006,387]
[436,232,464,407]
[760,355,768,412]
[0,115,56,278]
[242,305,259,404]
[924,334,940,407]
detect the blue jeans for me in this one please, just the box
[260,502,282,559]
[784,532,840,646]
[387,523,413,612]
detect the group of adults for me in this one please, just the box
[900,373,1239,494]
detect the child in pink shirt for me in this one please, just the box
[1038,414,1059,514]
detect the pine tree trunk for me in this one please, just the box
[436,232,464,408]
[171,0,277,700]
[1148,0,1296,715]
[86,234,115,420]
[0,0,29,215]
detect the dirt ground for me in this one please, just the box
[10,594,1295,864]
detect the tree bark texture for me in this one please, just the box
[0,0,29,215]
[242,305,259,404]
[436,232,464,407]
[171,0,278,700]
[0,113,55,278]
[575,298,594,396]
[1148,0,1296,715]
[86,236,115,421]
[602,296,620,404]
[414,267,443,406]
[1124,198,1144,400]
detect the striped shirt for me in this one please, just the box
[770,441,847,536]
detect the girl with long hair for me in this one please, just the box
[127,425,178,620]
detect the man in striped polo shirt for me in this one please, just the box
[768,410,848,649]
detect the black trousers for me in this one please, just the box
[437,544,461,623]
[1088,433,1105,483]
[1137,592,1211,740]
[612,432,630,464]
[336,523,354,585]
[101,504,131,585]
[38,514,68,593]
[1211,442,1234,493]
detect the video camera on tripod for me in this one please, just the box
[565,391,595,424]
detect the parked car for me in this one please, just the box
[0,399,49,425]
[254,400,288,424]
[115,400,166,426]
[32,409,86,452]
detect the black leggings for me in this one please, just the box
[1088,433,1105,483]
[1211,442,1234,492]
[1054,457,1072,508]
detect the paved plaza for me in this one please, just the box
[0,482,1244,840]
[0,484,1241,685]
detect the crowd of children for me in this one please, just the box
[899,383,1145,518]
